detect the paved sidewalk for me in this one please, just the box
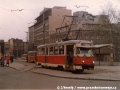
[9,61,35,72]
[9,60,120,81]
[32,66,120,81]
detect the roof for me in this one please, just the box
[93,44,111,49]
[37,40,111,49]
[28,51,36,53]
[37,40,92,48]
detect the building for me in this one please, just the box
[33,6,72,48]
[24,42,29,54]
[4,42,10,56]
[50,11,120,61]
[28,25,34,51]
[9,38,24,57]
[0,39,4,58]
[29,7,120,62]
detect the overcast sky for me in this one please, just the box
[0,0,120,41]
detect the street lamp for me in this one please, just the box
[109,44,114,65]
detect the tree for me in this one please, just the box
[101,2,120,23]
[99,2,120,61]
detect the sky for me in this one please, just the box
[0,0,120,42]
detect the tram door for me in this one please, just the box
[66,45,74,69]
[45,47,48,63]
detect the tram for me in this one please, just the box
[27,51,37,63]
[36,40,94,72]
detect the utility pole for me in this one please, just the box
[43,24,45,44]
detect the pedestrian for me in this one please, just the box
[10,55,14,63]
[6,55,10,66]
[1,56,5,67]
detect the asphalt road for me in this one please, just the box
[0,66,120,90]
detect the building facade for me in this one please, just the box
[9,38,24,57]
[24,42,28,54]
[4,42,10,56]
[0,39,4,58]
[28,25,34,51]
[33,6,72,48]
[49,11,120,61]
[28,8,120,61]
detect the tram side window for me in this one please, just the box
[49,47,54,55]
[41,48,45,55]
[37,49,41,55]
[38,48,45,55]
[54,46,59,55]
[59,45,64,55]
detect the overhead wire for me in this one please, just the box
[0,6,29,24]
[11,11,28,24]
[0,7,10,11]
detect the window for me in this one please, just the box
[54,46,59,55]
[59,45,64,55]
[49,47,54,55]
[37,48,45,55]
[96,35,99,39]
[91,36,94,39]
[76,47,93,55]
[85,35,88,39]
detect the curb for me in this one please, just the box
[32,70,120,82]
[8,62,120,82]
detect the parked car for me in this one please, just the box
[21,54,27,60]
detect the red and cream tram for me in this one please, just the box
[36,40,94,72]
[27,51,37,63]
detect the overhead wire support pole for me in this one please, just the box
[75,27,82,40]
[64,16,78,41]
[59,15,78,41]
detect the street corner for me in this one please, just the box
[9,62,26,71]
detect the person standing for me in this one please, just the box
[6,55,10,66]
[10,55,14,63]
[1,56,5,67]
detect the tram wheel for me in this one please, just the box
[72,69,84,74]
[58,66,64,71]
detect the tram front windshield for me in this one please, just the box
[76,47,93,55]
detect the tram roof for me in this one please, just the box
[37,40,92,48]
[28,51,36,53]
[22,54,27,55]
[93,44,111,49]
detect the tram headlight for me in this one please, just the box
[82,60,85,63]
[93,61,94,64]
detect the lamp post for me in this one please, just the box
[109,44,114,65]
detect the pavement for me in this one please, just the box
[9,58,120,81]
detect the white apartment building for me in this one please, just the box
[33,6,72,47]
